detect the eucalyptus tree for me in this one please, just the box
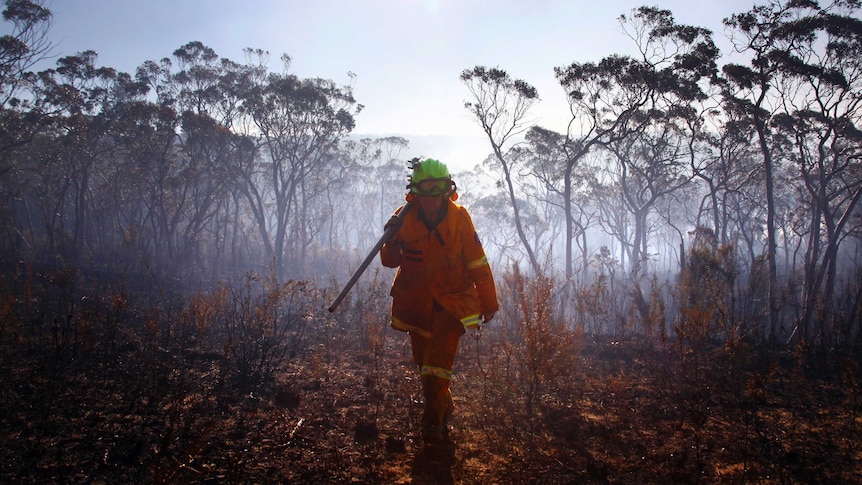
[315,141,354,272]
[694,115,763,251]
[460,66,543,275]
[0,0,51,98]
[192,49,265,277]
[603,126,694,278]
[565,8,718,281]
[337,136,409,252]
[242,56,360,280]
[120,48,208,275]
[552,39,659,281]
[0,0,52,258]
[447,162,518,270]
[722,0,805,340]
[175,111,246,277]
[171,42,264,129]
[723,0,862,342]
[520,126,595,280]
[67,68,151,265]
[167,44,264,279]
[369,136,410,227]
[555,7,718,284]
[128,44,267,279]
[105,99,176,268]
[515,129,570,265]
[693,112,780,277]
[118,106,220,272]
[0,0,53,167]
[765,0,862,343]
[26,51,141,261]
[468,190,531,271]
[171,42,222,115]
[592,175,632,270]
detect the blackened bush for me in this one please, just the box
[219,272,315,390]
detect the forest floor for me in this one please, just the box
[1,322,861,485]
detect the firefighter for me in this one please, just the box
[380,158,499,446]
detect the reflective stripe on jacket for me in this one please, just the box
[380,199,499,334]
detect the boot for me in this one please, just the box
[420,375,450,445]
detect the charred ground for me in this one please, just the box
[0,268,860,484]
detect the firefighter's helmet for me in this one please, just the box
[408,158,455,197]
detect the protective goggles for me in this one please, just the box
[409,178,455,196]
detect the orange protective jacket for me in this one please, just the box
[380,199,499,338]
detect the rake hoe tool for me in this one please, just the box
[327,202,413,312]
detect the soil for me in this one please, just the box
[1,326,861,484]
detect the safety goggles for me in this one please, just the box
[410,178,454,196]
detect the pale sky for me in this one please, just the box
[29,0,759,170]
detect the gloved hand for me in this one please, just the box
[383,215,402,243]
[384,215,402,232]
[482,311,496,324]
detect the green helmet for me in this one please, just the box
[408,158,454,196]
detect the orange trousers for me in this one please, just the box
[409,302,465,430]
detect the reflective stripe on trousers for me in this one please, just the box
[410,301,464,428]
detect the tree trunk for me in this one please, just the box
[493,144,541,276]
[753,118,779,342]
